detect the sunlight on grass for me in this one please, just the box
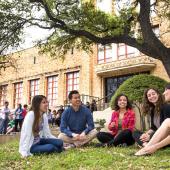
[0,140,170,170]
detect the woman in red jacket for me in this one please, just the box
[96,94,135,147]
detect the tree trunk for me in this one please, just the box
[159,51,170,78]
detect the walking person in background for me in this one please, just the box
[96,94,135,147]
[22,104,28,120]
[85,102,90,109]
[19,95,63,157]
[57,105,64,115]
[47,109,52,125]
[51,110,57,127]
[0,101,11,134]
[56,105,64,127]
[14,104,23,132]
[0,114,3,134]
[90,99,97,113]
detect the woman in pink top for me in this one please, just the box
[96,94,136,147]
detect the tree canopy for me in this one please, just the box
[1,0,170,76]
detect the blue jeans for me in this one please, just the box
[30,138,63,154]
[3,118,9,134]
[0,118,9,134]
[0,119,4,134]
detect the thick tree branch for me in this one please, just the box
[138,0,170,59]
[29,0,66,26]
[138,0,156,43]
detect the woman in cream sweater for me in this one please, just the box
[19,95,63,157]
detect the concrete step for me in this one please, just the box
[0,132,20,144]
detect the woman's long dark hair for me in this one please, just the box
[142,88,164,116]
[113,94,132,111]
[30,95,46,136]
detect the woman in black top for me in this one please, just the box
[133,87,170,147]
[135,84,170,155]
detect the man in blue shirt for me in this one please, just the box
[58,90,98,147]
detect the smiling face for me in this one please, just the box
[117,95,128,109]
[147,89,159,105]
[39,98,48,113]
[70,93,81,107]
[163,89,170,102]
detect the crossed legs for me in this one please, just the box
[58,129,98,147]
[135,118,170,155]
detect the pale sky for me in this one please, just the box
[19,26,52,50]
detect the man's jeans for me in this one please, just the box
[0,119,4,134]
[30,138,63,154]
[0,118,9,134]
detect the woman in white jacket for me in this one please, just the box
[19,95,63,157]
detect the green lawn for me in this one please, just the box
[0,140,170,170]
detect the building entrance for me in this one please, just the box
[105,75,132,103]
